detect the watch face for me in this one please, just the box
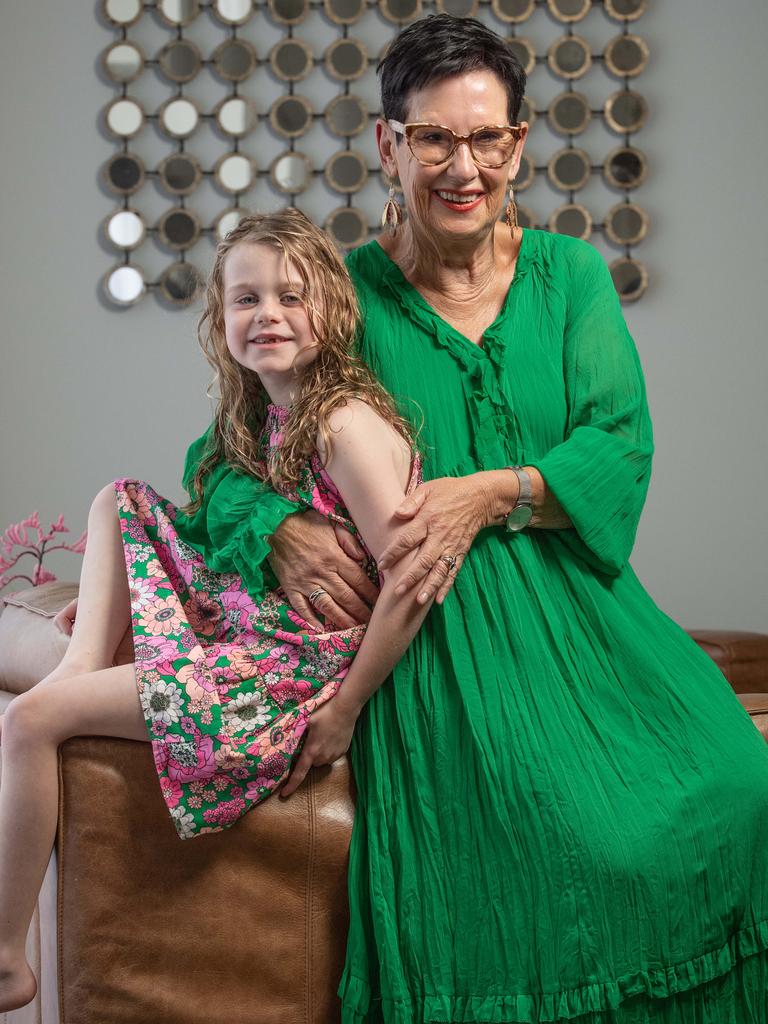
[506,505,533,532]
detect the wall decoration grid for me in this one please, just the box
[99,0,650,308]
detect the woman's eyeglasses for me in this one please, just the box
[388,120,524,168]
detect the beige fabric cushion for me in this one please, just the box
[0,583,78,694]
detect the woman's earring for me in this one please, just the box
[381,180,403,234]
[505,186,518,234]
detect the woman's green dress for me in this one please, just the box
[333,231,768,1023]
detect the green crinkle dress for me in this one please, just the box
[332,232,768,1022]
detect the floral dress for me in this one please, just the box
[114,404,419,840]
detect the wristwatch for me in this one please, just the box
[504,465,533,532]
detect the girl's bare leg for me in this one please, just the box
[43,483,132,686]
[0,663,147,1012]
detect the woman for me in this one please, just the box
[246,15,768,1022]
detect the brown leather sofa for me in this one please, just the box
[1,582,767,1024]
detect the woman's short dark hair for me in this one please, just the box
[378,14,526,125]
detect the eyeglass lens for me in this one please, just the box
[408,126,518,167]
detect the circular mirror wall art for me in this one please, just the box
[604,34,649,78]
[548,147,592,191]
[604,90,648,134]
[102,41,144,83]
[546,0,591,23]
[99,0,652,305]
[547,92,591,135]
[269,38,313,82]
[604,202,648,246]
[157,0,200,27]
[212,0,253,24]
[159,262,205,305]
[158,96,200,139]
[157,207,202,251]
[325,150,368,194]
[103,264,146,306]
[547,203,592,239]
[491,0,534,22]
[324,206,368,249]
[270,151,313,194]
[157,39,202,83]
[603,146,647,190]
[547,35,591,79]
[215,95,258,137]
[157,153,202,195]
[104,208,146,250]
[268,0,310,25]
[325,94,368,137]
[323,0,366,24]
[212,38,258,82]
[609,257,648,302]
[105,97,144,138]
[103,152,145,195]
[604,0,647,22]
[102,0,142,27]
[215,207,245,241]
[215,152,256,193]
[324,38,368,82]
[270,95,314,138]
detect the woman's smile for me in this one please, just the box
[432,188,487,211]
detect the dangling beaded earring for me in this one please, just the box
[381,179,403,234]
[505,185,518,235]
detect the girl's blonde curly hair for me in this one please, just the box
[184,208,413,512]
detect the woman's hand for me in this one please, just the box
[269,510,380,630]
[53,597,78,636]
[280,698,359,798]
[377,474,503,605]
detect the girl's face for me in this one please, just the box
[222,241,318,405]
[376,70,528,248]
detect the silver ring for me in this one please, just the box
[439,554,458,573]
[308,587,328,607]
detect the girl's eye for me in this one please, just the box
[237,295,256,305]
[282,293,302,305]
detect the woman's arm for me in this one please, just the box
[280,401,432,796]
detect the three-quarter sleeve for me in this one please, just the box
[527,244,654,576]
[174,425,302,602]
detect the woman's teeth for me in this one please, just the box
[436,191,482,204]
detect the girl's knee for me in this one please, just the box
[3,690,63,748]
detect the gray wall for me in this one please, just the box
[1,1,766,630]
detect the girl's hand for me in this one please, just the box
[280,698,360,798]
[269,510,379,630]
[53,597,78,636]
[377,474,501,606]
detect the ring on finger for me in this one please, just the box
[439,553,458,573]
[308,587,328,606]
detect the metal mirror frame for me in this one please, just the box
[604,0,647,22]
[324,206,369,249]
[547,35,592,79]
[546,0,591,23]
[158,96,201,139]
[323,0,366,25]
[609,257,648,303]
[324,38,369,83]
[603,34,649,78]
[103,263,147,306]
[269,150,314,195]
[508,37,536,77]
[215,152,257,194]
[547,91,591,135]
[102,0,143,28]
[547,202,592,239]
[103,207,147,250]
[156,0,201,28]
[268,0,310,26]
[215,95,259,137]
[159,261,205,306]
[212,38,258,82]
[324,94,369,137]
[157,207,202,251]
[157,153,203,195]
[105,96,145,138]
[604,201,649,246]
[270,94,314,139]
[602,145,648,191]
[379,0,423,25]
[547,147,592,191]
[102,40,145,83]
[324,150,369,194]
[604,89,648,134]
[269,38,314,82]
[157,38,203,84]
[490,0,535,23]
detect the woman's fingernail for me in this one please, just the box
[418,591,429,603]
[394,583,406,596]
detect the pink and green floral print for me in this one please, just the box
[116,404,420,840]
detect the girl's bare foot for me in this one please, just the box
[0,956,37,1012]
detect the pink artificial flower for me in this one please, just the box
[21,511,40,529]
[49,513,68,534]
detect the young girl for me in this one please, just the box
[0,208,431,1013]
